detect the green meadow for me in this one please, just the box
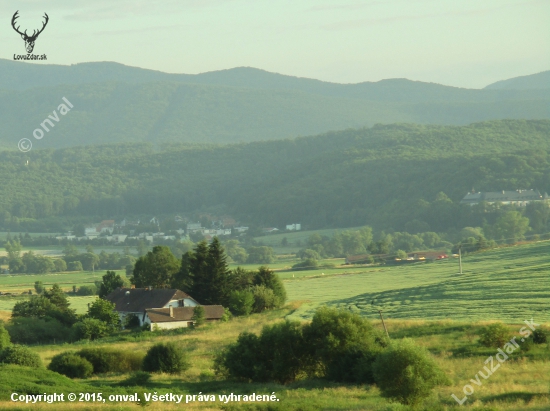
[286,241,550,323]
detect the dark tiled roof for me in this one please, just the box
[105,288,193,312]
[145,305,225,323]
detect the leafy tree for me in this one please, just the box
[246,246,275,264]
[67,261,83,271]
[12,296,57,319]
[251,285,277,313]
[43,284,70,312]
[373,338,449,406]
[98,270,125,298]
[254,266,286,307]
[215,320,309,384]
[80,252,100,271]
[5,239,22,260]
[192,306,205,327]
[492,210,530,242]
[303,307,388,383]
[132,246,180,289]
[395,249,408,259]
[224,240,248,264]
[63,244,79,258]
[228,290,254,316]
[53,259,67,272]
[72,318,111,341]
[87,298,120,330]
[34,281,44,294]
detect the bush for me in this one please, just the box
[87,298,120,329]
[532,328,548,344]
[120,371,151,386]
[76,285,97,296]
[0,323,11,350]
[6,317,70,344]
[229,290,254,316]
[142,343,190,374]
[192,306,206,327]
[124,314,141,329]
[479,323,510,348]
[373,338,448,406]
[291,258,318,271]
[215,320,310,384]
[48,352,93,379]
[76,348,144,374]
[0,345,43,368]
[67,261,83,271]
[252,285,277,313]
[303,307,388,383]
[72,318,111,341]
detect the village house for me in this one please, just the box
[460,189,549,206]
[105,287,199,327]
[143,305,225,330]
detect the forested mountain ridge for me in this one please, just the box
[2,119,550,233]
[484,70,550,90]
[0,60,548,148]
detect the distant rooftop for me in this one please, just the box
[460,189,548,205]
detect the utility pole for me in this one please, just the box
[458,245,463,275]
[378,310,390,340]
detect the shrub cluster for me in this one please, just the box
[48,348,143,378]
[0,345,43,368]
[215,307,388,385]
[142,342,190,374]
[373,338,449,406]
[479,323,510,348]
[48,352,93,379]
[215,307,449,407]
[76,348,143,373]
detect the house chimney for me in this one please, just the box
[169,306,174,318]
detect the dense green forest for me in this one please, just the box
[0,61,548,148]
[1,119,550,234]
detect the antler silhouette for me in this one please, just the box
[11,11,26,37]
[11,11,49,53]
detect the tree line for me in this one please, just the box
[0,120,549,235]
[131,238,286,313]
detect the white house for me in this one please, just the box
[286,223,301,231]
[105,287,199,326]
[143,305,224,331]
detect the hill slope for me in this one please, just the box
[0,61,549,148]
[485,70,550,90]
[2,119,550,232]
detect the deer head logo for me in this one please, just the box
[11,11,49,54]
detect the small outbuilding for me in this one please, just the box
[143,305,225,331]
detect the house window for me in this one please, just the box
[178,299,184,307]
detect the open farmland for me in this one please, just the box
[285,240,550,323]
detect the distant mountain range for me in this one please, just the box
[0,59,548,148]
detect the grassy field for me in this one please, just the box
[0,270,126,294]
[253,227,361,251]
[285,241,550,323]
[0,308,549,410]
[0,241,550,409]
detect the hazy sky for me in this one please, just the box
[1,0,548,88]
